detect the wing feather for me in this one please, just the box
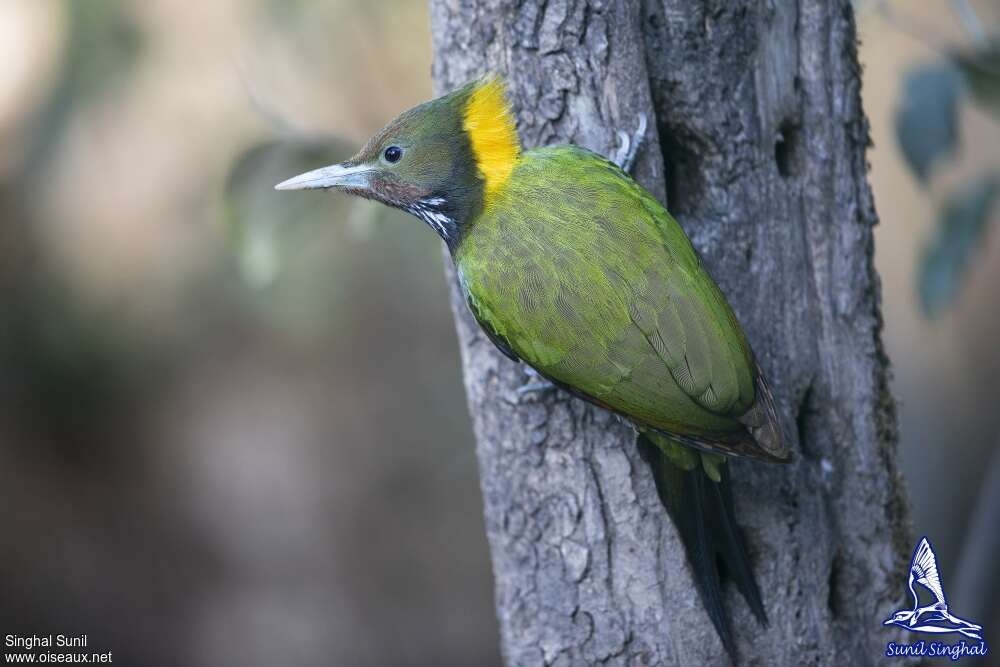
[457,145,792,461]
[911,538,947,605]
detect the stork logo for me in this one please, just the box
[883,537,989,661]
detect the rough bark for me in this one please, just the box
[429,0,911,664]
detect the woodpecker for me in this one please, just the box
[276,76,791,656]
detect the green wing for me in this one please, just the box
[457,145,786,460]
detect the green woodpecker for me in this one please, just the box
[276,76,791,655]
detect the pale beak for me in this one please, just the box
[274,162,373,191]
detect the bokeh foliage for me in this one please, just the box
[893,29,1000,317]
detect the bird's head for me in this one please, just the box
[275,75,520,249]
[884,610,912,625]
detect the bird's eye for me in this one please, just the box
[383,146,403,163]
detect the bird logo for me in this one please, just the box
[883,537,983,640]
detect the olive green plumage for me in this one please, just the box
[459,146,754,438]
[275,76,790,658]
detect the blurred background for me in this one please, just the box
[0,1,996,665]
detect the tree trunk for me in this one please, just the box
[429,1,911,664]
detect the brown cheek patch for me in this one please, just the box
[373,175,431,207]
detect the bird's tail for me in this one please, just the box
[636,432,767,658]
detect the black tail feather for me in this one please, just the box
[637,434,767,658]
[711,464,767,625]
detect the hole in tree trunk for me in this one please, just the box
[774,119,799,179]
[658,124,705,214]
[795,381,817,458]
[828,550,845,618]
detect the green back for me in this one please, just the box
[455,145,756,437]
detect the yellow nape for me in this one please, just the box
[462,76,521,201]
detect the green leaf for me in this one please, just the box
[953,38,1000,120]
[223,137,352,287]
[894,62,963,182]
[919,174,1000,318]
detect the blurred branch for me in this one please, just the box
[950,0,987,44]
[18,0,142,192]
[867,0,995,60]
[237,64,307,138]
[954,433,1000,623]
[864,0,950,55]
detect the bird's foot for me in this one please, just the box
[612,113,648,173]
[514,366,555,402]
